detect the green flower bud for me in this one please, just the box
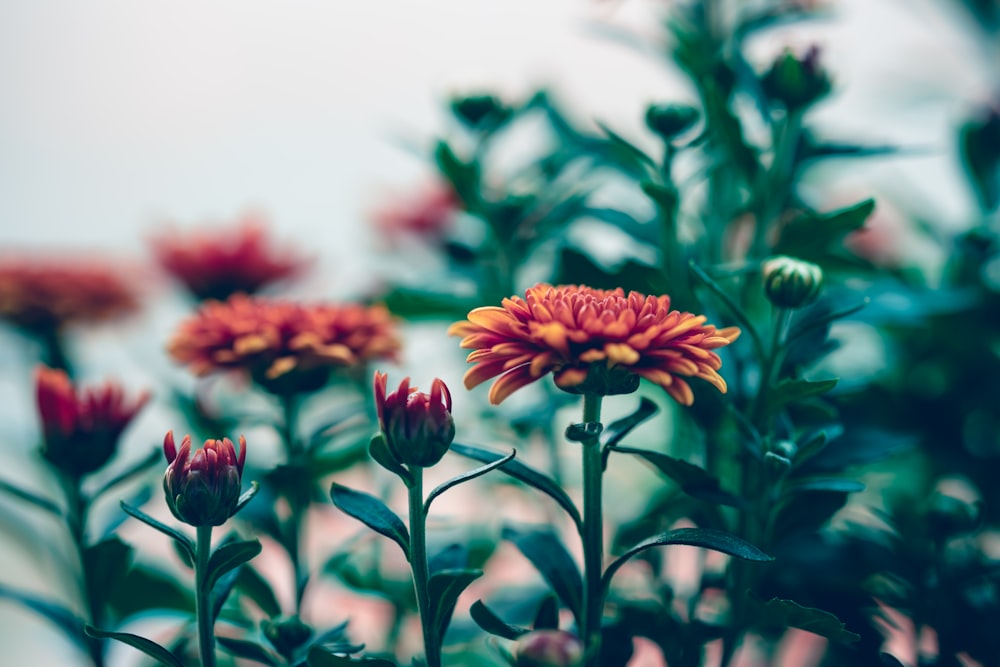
[162,431,247,527]
[762,255,823,309]
[760,46,832,112]
[262,616,313,661]
[515,630,584,667]
[644,103,700,140]
[449,93,512,131]
[374,371,455,468]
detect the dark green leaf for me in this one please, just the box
[434,141,480,209]
[107,565,194,616]
[503,525,583,624]
[451,443,582,532]
[0,477,63,516]
[469,600,530,640]
[0,584,82,643]
[640,181,678,212]
[425,450,514,514]
[429,543,468,574]
[234,481,260,514]
[767,378,838,413]
[532,594,559,630]
[235,566,282,618]
[369,434,413,488]
[749,596,860,643]
[206,539,262,594]
[601,398,659,449]
[309,436,371,478]
[83,537,133,608]
[306,644,396,667]
[212,564,244,622]
[217,636,281,666]
[610,446,744,508]
[85,626,185,667]
[120,500,195,563]
[564,422,602,443]
[880,653,906,667]
[91,449,161,501]
[603,528,772,592]
[773,490,849,536]
[596,121,656,173]
[783,478,865,494]
[775,199,876,259]
[689,261,765,360]
[428,568,483,643]
[330,483,410,559]
[793,428,839,467]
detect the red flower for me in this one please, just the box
[163,431,247,527]
[0,258,138,332]
[374,371,455,468]
[35,366,150,476]
[168,294,401,394]
[150,214,308,301]
[371,183,458,243]
[448,284,740,406]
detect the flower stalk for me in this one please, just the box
[406,466,440,667]
[579,392,604,667]
[195,525,216,667]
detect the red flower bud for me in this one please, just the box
[373,371,455,468]
[35,366,149,477]
[515,630,585,667]
[163,431,247,527]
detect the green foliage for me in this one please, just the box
[330,483,410,559]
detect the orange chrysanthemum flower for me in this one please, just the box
[168,294,401,394]
[150,214,308,301]
[0,258,138,332]
[448,284,741,406]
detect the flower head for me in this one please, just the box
[163,431,247,527]
[167,295,401,394]
[448,284,740,406]
[150,214,309,301]
[515,630,584,667]
[371,182,459,244]
[0,258,138,332]
[374,371,455,468]
[760,45,832,112]
[762,255,823,309]
[35,366,150,477]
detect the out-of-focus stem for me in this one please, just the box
[279,394,309,611]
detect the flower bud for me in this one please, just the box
[373,371,455,468]
[515,630,584,667]
[163,431,247,527]
[762,255,823,309]
[35,366,149,477]
[449,93,512,131]
[262,615,313,661]
[760,46,832,112]
[645,103,700,140]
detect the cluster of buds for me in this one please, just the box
[373,371,455,469]
[760,45,831,112]
[762,255,824,309]
[35,366,149,477]
[514,630,584,667]
[163,431,247,527]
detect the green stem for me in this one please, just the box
[279,395,310,611]
[407,466,440,667]
[195,525,216,667]
[61,473,104,667]
[580,393,604,667]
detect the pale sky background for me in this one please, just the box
[0,1,998,664]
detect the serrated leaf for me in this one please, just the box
[368,434,414,487]
[424,450,515,514]
[217,636,281,666]
[603,528,772,592]
[503,525,583,625]
[206,539,262,593]
[750,596,860,643]
[469,600,530,640]
[120,501,195,563]
[306,644,396,667]
[610,446,744,508]
[330,483,410,559]
[83,537,133,608]
[767,378,838,413]
[428,568,483,643]
[0,477,63,516]
[451,443,582,532]
[85,626,185,667]
[0,584,83,643]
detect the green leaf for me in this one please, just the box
[603,528,772,592]
[532,594,560,630]
[601,398,659,449]
[85,626,185,667]
[107,565,194,616]
[368,434,414,487]
[766,378,838,413]
[211,564,244,622]
[120,500,195,563]
[782,478,865,494]
[434,140,480,209]
[83,537,133,608]
[565,422,603,443]
[749,596,860,643]
[640,181,679,212]
[775,199,876,259]
[609,446,745,508]
[235,566,282,618]
[773,490,849,536]
[306,644,396,666]
[689,261,765,360]
[0,584,83,643]
[91,449,161,501]
[469,600,530,640]
[0,477,63,517]
[596,121,656,173]
[217,636,281,666]
[330,483,410,559]
[502,525,583,625]
[234,481,260,515]
[428,568,483,643]
[424,450,515,514]
[451,443,582,532]
[205,539,262,593]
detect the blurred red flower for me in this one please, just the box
[150,214,308,301]
[371,183,458,243]
[449,283,740,406]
